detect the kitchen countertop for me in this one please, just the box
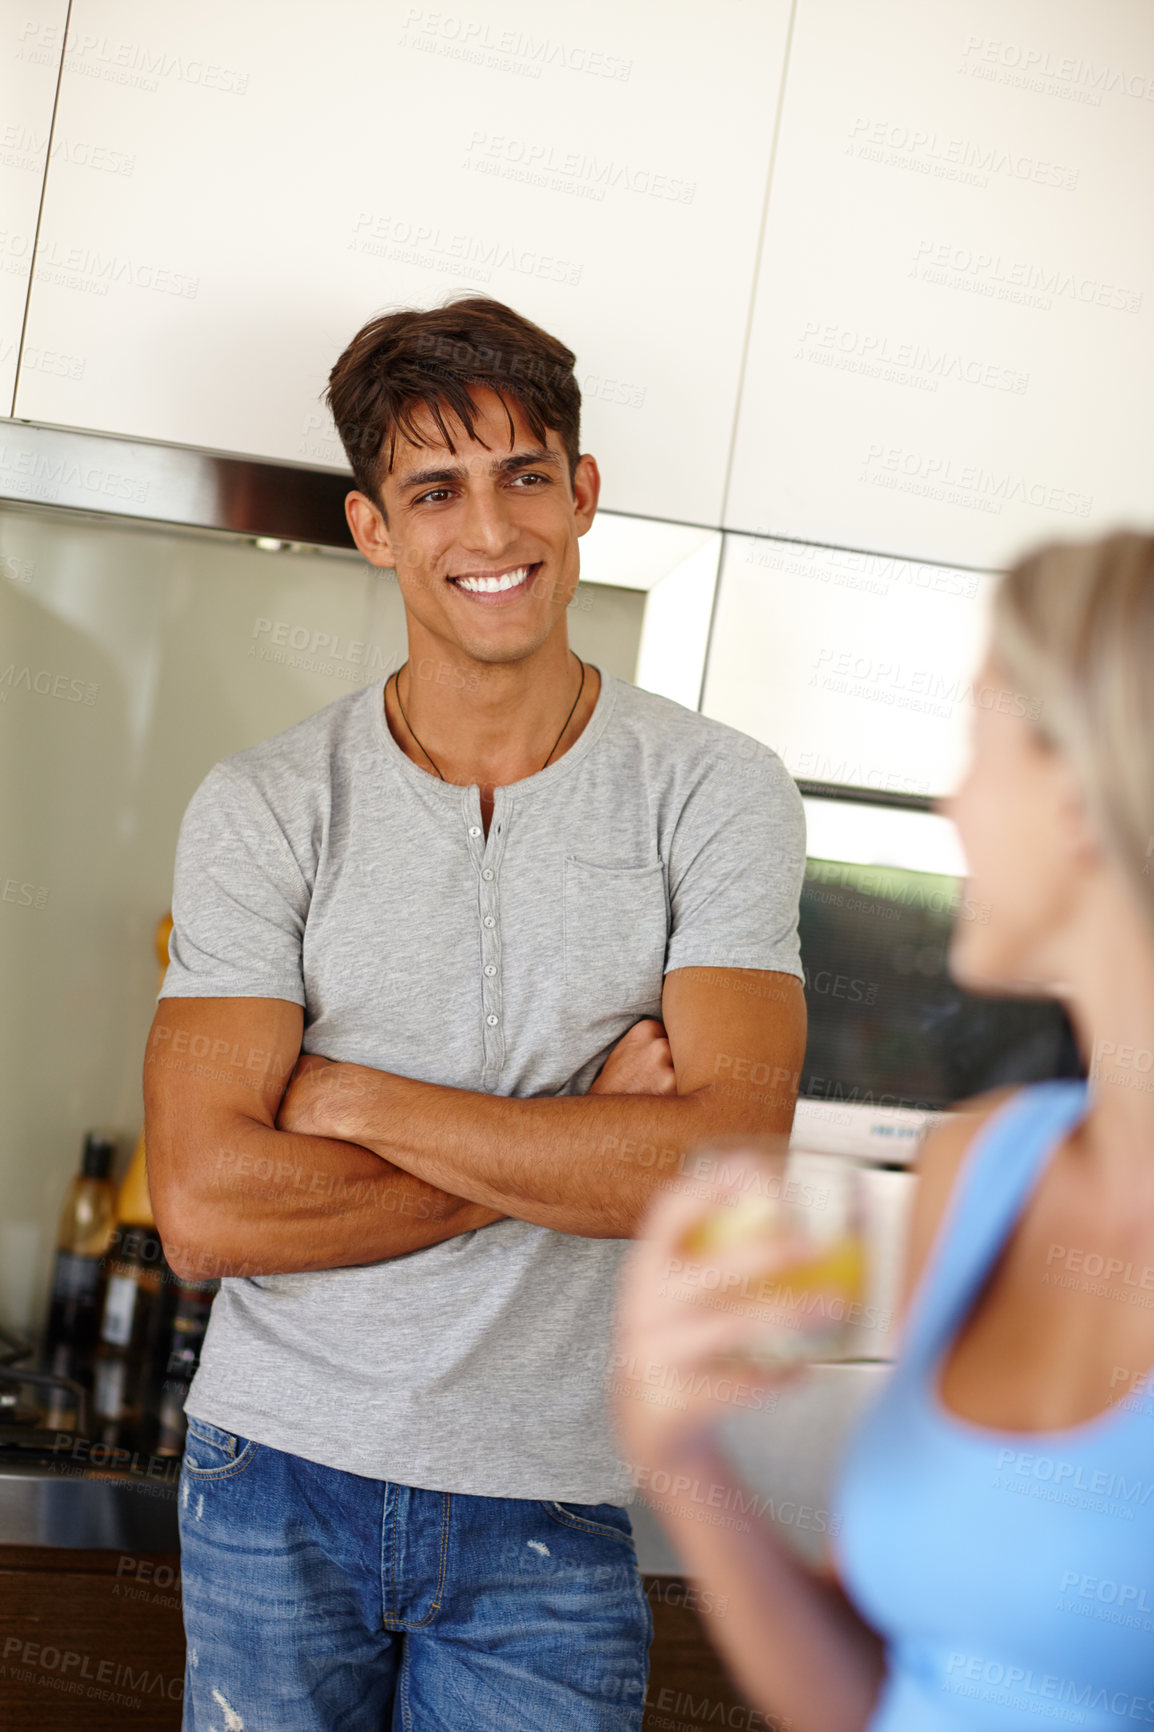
[0,1457,180,1552]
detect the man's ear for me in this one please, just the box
[573,453,600,536]
[345,490,395,570]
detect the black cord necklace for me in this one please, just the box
[391,651,587,781]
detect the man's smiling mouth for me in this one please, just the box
[447,562,540,596]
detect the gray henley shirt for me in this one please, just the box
[158,664,805,1501]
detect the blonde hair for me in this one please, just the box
[990,529,1154,924]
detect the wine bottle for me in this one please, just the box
[151,1274,220,1456]
[41,1132,118,1424]
[138,909,219,1453]
[91,1222,171,1451]
[89,912,178,1452]
[114,910,174,1231]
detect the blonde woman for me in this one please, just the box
[612,531,1154,1731]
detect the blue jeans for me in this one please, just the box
[178,1417,653,1730]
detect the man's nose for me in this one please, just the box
[457,482,519,558]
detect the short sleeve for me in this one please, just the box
[663,737,806,981]
[158,763,308,1005]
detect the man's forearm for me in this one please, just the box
[153,1113,503,1279]
[333,1071,793,1237]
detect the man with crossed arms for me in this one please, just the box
[145,293,806,1731]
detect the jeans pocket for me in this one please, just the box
[182,1415,259,1479]
[539,1500,637,1548]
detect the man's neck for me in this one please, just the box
[383,653,601,790]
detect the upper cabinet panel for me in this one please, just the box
[0,1,69,413]
[703,532,997,801]
[13,0,792,526]
[724,0,1154,569]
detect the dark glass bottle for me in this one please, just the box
[152,1276,219,1456]
[91,1223,174,1452]
[41,1133,118,1422]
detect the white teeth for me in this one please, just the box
[452,565,532,594]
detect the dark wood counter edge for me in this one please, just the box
[0,1544,179,1574]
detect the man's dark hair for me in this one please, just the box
[324,295,582,515]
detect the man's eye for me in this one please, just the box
[511,472,548,486]
[415,489,453,505]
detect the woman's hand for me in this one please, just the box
[589,1018,678,1096]
[611,1148,812,1470]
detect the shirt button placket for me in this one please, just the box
[471,794,506,1082]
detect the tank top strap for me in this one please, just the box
[899,1078,1091,1368]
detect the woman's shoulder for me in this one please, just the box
[895,1084,1028,1324]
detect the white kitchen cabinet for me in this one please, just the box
[724,0,1154,568]
[0,1,69,414]
[702,532,997,799]
[14,0,792,526]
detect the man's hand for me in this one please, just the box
[589,1019,677,1097]
[275,1052,367,1140]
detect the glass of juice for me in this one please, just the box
[674,1136,869,1368]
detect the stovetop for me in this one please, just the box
[0,1331,182,1548]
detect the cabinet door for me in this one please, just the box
[724,0,1154,567]
[14,0,793,527]
[703,532,996,799]
[0,1,69,413]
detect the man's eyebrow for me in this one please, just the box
[397,448,562,494]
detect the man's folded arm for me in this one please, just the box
[144,996,503,1279]
[300,966,808,1239]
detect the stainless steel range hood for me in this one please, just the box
[0,418,356,550]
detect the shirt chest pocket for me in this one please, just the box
[563,856,669,1015]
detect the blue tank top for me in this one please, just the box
[833,1080,1154,1730]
